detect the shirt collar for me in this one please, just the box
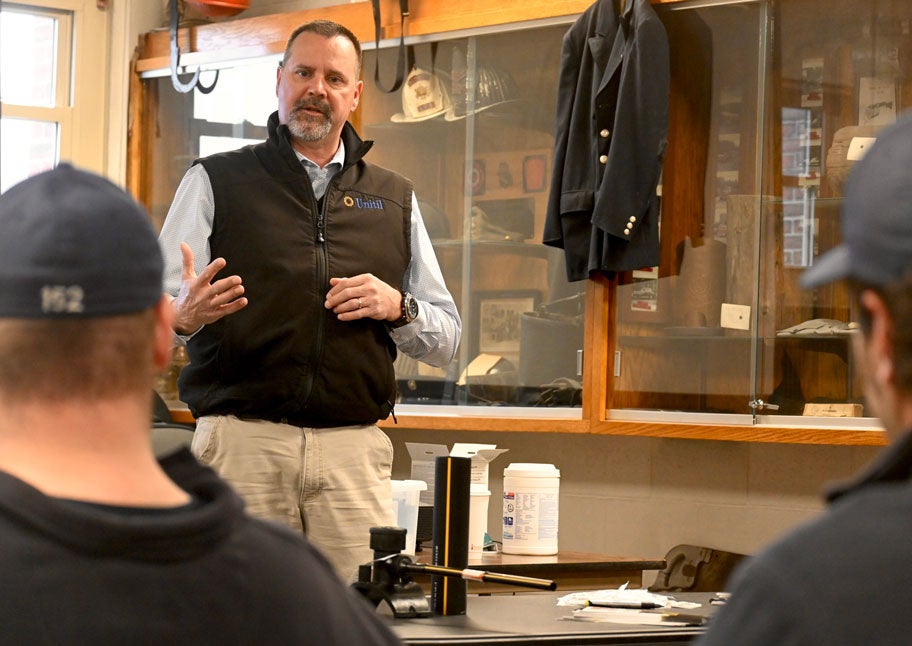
[294,140,346,169]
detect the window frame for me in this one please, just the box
[0,0,109,183]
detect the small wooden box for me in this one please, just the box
[803,402,864,418]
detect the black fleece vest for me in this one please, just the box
[178,114,412,427]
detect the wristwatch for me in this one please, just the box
[391,291,419,328]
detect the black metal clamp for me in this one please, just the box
[353,526,557,619]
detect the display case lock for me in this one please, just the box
[749,399,779,411]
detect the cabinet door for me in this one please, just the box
[753,0,907,424]
[142,59,279,405]
[611,1,766,419]
[362,25,585,410]
[143,22,585,412]
[610,0,903,430]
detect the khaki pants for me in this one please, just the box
[191,415,394,583]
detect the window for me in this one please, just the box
[0,0,108,193]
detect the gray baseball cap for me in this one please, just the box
[802,112,912,288]
[0,164,163,318]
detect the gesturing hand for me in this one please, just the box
[173,242,247,334]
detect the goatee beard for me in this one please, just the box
[288,100,333,142]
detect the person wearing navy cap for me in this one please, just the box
[698,114,912,645]
[0,165,401,644]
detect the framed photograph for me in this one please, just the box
[472,290,541,356]
[522,154,547,192]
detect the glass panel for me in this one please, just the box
[192,65,274,126]
[143,24,584,412]
[146,61,276,230]
[752,0,905,421]
[0,117,58,193]
[611,0,900,424]
[0,9,58,107]
[363,25,583,408]
[612,2,765,416]
[145,60,287,405]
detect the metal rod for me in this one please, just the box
[403,563,556,591]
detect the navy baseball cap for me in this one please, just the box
[802,113,912,288]
[0,164,163,318]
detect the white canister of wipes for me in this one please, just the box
[501,463,560,555]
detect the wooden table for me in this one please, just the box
[413,551,666,594]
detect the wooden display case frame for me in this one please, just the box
[131,0,887,447]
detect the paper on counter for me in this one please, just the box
[556,585,670,608]
[558,585,705,627]
[557,585,703,611]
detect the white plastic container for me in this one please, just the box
[391,479,427,555]
[501,463,560,555]
[468,483,491,552]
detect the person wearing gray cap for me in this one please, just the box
[0,165,401,644]
[697,114,912,645]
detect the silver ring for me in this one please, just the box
[357,298,363,309]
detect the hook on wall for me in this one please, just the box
[169,0,219,94]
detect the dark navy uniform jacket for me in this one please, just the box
[544,0,670,280]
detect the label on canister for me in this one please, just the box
[501,463,560,555]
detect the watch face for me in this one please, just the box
[406,295,419,319]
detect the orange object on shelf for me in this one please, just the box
[185,0,249,19]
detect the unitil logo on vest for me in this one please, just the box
[343,195,383,210]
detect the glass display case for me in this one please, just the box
[133,0,904,440]
[138,17,585,415]
[361,25,586,410]
[607,0,904,434]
